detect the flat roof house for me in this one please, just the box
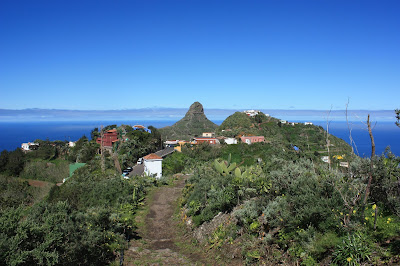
[240,136,265,144]
[194,137,220,145]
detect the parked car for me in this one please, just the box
[121,172,129,179]
[137,158,143,165]
[126,167,132,172]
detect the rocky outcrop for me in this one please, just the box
[159,102,217,140]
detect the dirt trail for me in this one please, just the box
[124,175,211,265]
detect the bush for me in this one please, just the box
[162,152,189,175]
[332,232,372,265]
[262,159,342,233]
[20,160,68,183]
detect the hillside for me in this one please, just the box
[217,111,352,157]
[159,102,218,140]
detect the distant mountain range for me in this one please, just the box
[0,107,396,122]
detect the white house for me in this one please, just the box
[224,138,238,145]
[21,143,30,151]
[143,153,163,178]
[21,142,39,151]
[165,140,180,147]
[280,120,287,124]
[321,156,330,163]
[69,141,76,147]
[243,110,260,117]
[202,132,215,137]
[304,122,313,125]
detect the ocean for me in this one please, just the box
[0,120,398,158]
[306,120,400,157]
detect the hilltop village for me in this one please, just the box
[0,102,399,265]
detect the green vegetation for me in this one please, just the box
[179,139,400,264]
[117,125,161,169]
[0,123,165,265]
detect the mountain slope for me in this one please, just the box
[159,102,218,140]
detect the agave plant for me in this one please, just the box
[214,154,237,176]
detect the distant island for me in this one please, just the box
[0,107,396,122]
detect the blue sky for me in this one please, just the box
[0,0,399,111]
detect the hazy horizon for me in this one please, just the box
[0,106,396,123]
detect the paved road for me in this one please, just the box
[154,147,175,158]
[129,164,144,177]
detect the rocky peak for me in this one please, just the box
[187,102,204,115]
[159,101,217,140]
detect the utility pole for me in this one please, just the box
[363,114,376,205]
[326,107,332,170]
[101,125,105,173]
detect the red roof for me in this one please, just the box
[143,153,162,160]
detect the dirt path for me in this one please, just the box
[124,175,212,265]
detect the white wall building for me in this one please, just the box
[224,138,238,145]
[165,140,180,147]
[202,132,215,137]
[143,153,163,178]
[243,110,260,117]
[21,142,39,151]
[304,122,313,125]
[321,156,330,163]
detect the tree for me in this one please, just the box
[0,150,9,172]
[6,149,25,176]
[396,109,400,128]
[91,127,99,140]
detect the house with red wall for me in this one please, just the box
[240,136,265,144]
[96,129,119,147]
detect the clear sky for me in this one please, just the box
[1,0,399,111]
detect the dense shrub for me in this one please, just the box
[332,232,372,265]
[20,160,68,183]
[162,152,189,175]
[0,175,33,210]
[0,202,123,265]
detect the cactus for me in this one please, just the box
[214,159,225,175]
[132,186,137,202]
[234,167,241,178]
[214,154,237,176]
[234,167,249,179]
